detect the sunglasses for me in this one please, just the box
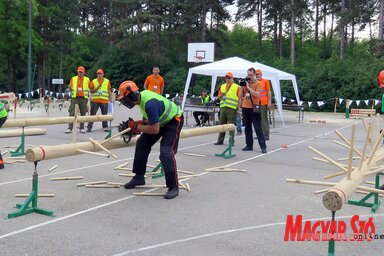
[225,76,232,79]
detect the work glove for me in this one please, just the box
[127,118,144,134]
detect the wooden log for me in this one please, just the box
[1,150,8,156]
[77,149,110,158]
[178,174,198,179]
[0,128,47,138]
[50,176,83,181]
[25,124,235,162]
[114,167,132,171]
[89,137,118,159]
[85,184,120,188]
[76,181,108,187]
[3,115,113,128]
[15,193,54,198]
[177,169,195,175]
[48,165,58,172]
[0,92,16,100]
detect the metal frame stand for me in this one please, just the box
[214,134,236,159]
[7,161,54,219]
[10,126,26,157]
[148,163,165,179]
[347,173,382,213]
[104,121,112,139]
[328,211,336,256]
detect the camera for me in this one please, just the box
[239,77,250,87]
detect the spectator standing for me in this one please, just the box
[66,66,91,134]
[144,66,164,95]
[214,72,240,146]
[87,69,112,132]
[256,69,272,140]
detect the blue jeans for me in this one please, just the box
[236,113,242,133]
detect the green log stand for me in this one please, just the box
[328,211,336,256]
[10,126,26,157]
[214,134,236,159]
[104,121,113,139]
[7,161,54,219]
[147,163,165,179]
[347,173,382,213]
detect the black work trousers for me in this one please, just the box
[132,116,184,189]
[87,101,109,129]
[242,107,266,150]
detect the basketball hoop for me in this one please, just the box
[193,56,204,64]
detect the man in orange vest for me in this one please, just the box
[256,69,272,140]
[87,69,112,132]
[144,66,165,95]
[65,66,91,134]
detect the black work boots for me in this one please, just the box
[164,187,179,199]
[124,175,145,189]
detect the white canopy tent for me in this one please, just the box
[181,56,300,124]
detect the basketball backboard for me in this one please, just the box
[187,43,214,63]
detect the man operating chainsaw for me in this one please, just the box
[117,81,184,199]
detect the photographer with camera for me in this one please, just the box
[238,67,267,153]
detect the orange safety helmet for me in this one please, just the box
[117,81,139,109]
[378,70,384,88]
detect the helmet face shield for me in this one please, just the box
[119,95,135,109]
[119,92,139,109]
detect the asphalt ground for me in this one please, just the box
[0,104,383,256]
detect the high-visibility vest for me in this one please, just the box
[219,83,239,110]
[71,76,90,99]
[0,102,7,118]
[199,95,211,105]
[258,78,270,106]
[91,78,109,101]
[139,90,182,127]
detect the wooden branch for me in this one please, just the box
[314,188,329,194]
[85,184,120,188]
[77,149,109,158]
[184,153,206,157]
[347,125,355,180]
[358,124,372,171]
[101,127,131,146]
[286,179,336,187]
[89,137,118,159]
[323,170,350,180]
[48,165,58,172]
[15,194,54,197]
[114,161,129,170]
[308,146,347,172]
[76,181,108,187]
[50,176,83,181]
[334,130,362,156]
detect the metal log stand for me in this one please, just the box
[8,161,54,219]
[328,211,336,256]
[347,173,382,213]
[147,163,165,179]
[214,134,236,159]
[327,174,382,255]
[10,126,26,157]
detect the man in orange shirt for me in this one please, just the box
[66,66,91,134]
[87,69,112,132]
[144,66,164,95]
[256,69,272,140]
